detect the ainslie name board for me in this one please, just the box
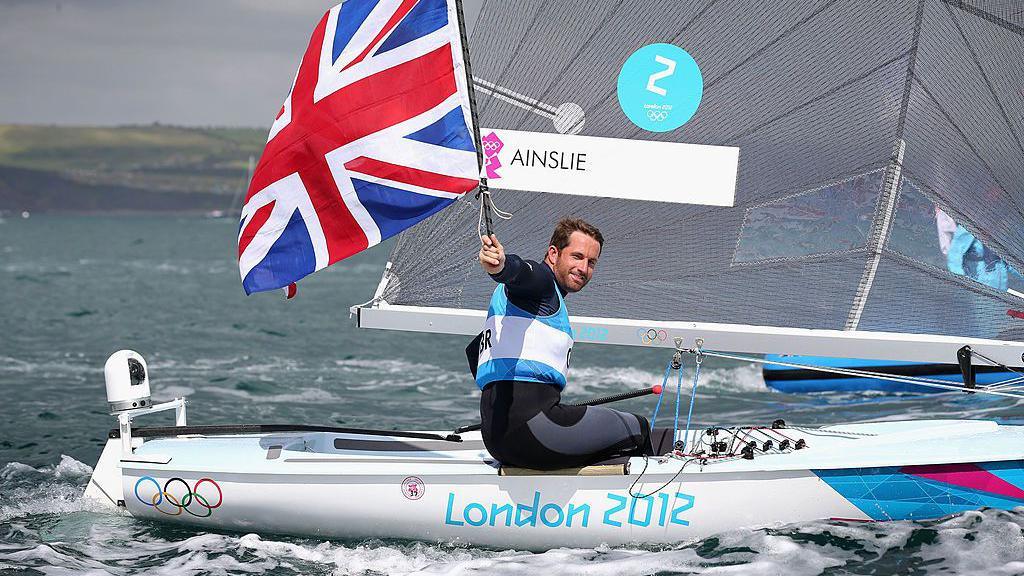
[479,128,738,207]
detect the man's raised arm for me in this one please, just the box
[478,234,555,310]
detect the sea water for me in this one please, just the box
[2,215,1023,575]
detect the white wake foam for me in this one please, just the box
[0,456,98,521]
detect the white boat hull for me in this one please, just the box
[87,420,1024,550]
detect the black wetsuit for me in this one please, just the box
[470,254,654,470]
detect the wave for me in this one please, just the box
[567,363,767,398]
[206,386,341,404]
[0,456,100,521]
[2,258,234,277]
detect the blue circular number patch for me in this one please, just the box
[617,43,703,132]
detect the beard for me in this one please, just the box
[558,269,588,292]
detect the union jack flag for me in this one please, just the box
[238,0,480,295]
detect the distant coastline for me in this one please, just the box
[0,124,264,213]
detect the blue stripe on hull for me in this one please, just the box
[763,355,929,371]
[763,354,1016,394]
[815,461,1024,521]
[765,372,1015,394]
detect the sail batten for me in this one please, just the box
[846,139,907,330]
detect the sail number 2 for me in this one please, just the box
[646,55,676,96]
[617,43,704,133]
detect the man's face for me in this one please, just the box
[546,231,601,293]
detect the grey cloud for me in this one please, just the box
[0,0,484,126]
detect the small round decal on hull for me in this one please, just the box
[402,476,425,500]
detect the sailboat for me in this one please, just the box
[765,209,1024,393]
[205,155,255,219]
[84,0,1024,550]
[762,353,1022,393]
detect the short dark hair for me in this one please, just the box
[549,217,604,252]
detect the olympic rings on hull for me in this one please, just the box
[134,476,223,517]
[637,328,668,345]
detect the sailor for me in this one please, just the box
[471,218,654,470]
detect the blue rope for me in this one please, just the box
[649,359,673,429]
[681,353,704,453]
[672,358,685,446]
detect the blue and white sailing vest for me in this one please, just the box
[475,282,574,390]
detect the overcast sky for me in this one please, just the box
[0,0,483,127]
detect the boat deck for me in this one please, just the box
[123,420,1024,479]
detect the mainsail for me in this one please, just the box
[359,0,1024,364]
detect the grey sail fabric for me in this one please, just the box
[382,0,1024,342]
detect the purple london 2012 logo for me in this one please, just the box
[481,132,504,179]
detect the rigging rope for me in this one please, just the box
[681,349,703,453]
[967,349,1024,390]
[693,349,1024,400]
[649,359,673,430]
[630,334,1024,498]
[672,356,684,446]
[476,185,513,238]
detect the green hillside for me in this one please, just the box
[0,125,266,209]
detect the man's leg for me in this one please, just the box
[512,404,652,469]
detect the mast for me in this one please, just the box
[227,154,255,219]
[454,0,494,236]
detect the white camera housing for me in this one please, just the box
[104,350,152,413]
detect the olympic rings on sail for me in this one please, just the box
[646,110,669,122]
[134,476,223,517]
[481,140,502,152]
[637,328,668,345]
